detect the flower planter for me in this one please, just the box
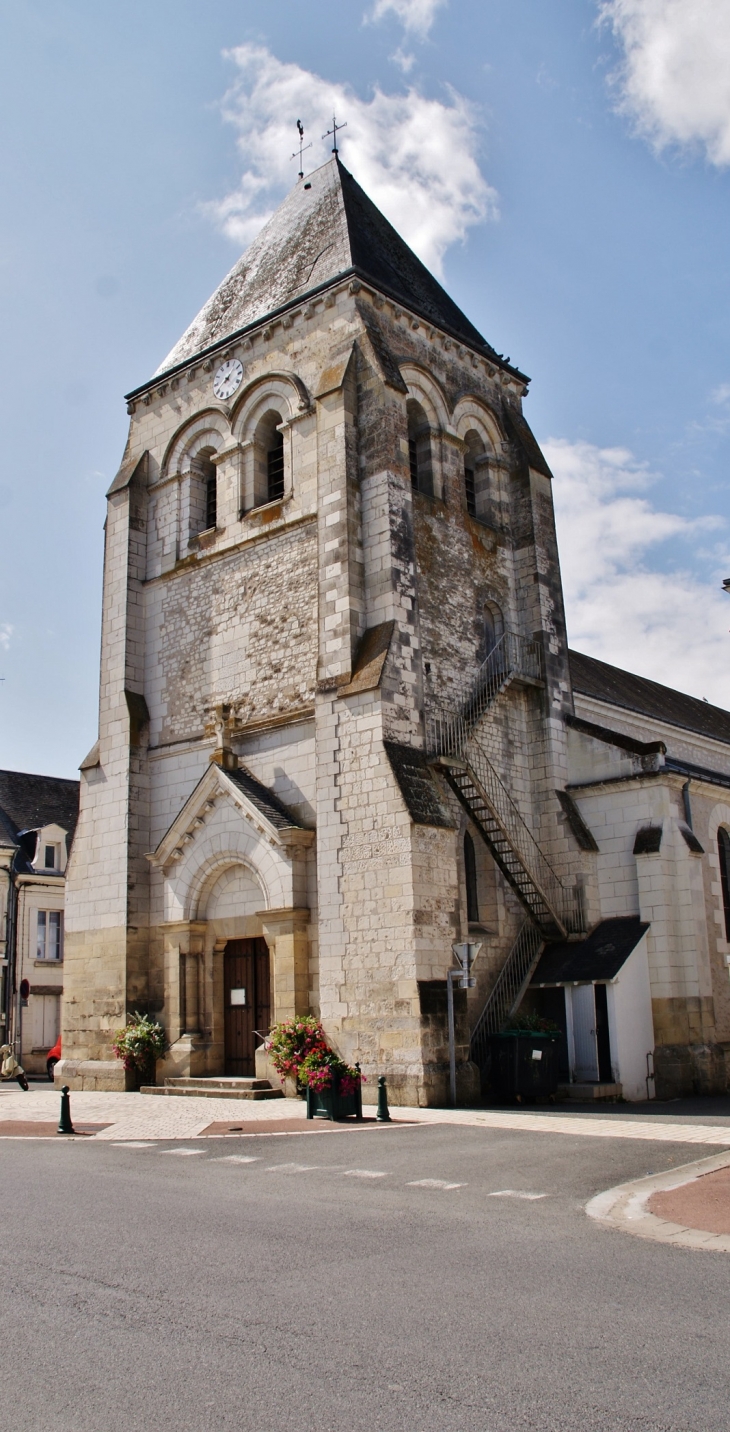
[306,1071,363,1122]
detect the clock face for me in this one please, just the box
[213,358,243,401]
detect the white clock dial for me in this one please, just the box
[213,357,243,401]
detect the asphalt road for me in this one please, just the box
[2,1123,727,1432]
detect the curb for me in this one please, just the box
[586,1149,730,1253]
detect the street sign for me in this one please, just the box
[451,941,481,987]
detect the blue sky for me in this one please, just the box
[1,0,728,778]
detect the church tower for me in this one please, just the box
[62,156,582,1103]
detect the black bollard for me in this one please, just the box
[376,1074,391,1123]
[58,1085,75,1135]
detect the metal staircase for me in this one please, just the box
[425,631,585,1057]
[469,920,545,1072]
[426,632,583,939]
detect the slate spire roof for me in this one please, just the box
[153,156,517,381]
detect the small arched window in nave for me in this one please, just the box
[719,827,730,941]
[464,831,479,923]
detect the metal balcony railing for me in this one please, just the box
[425,631,542,758]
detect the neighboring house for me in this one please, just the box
[61,155,730,1103]
[0,770,79,1076]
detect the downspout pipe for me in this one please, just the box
[5,845,22,1053]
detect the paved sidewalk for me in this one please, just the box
[5,1084,730,1144]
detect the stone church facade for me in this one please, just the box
[60,157,730,1103]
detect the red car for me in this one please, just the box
[46,1034,61,1081]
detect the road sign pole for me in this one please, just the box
[447,969,457,1108]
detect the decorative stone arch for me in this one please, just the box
[161,411,233,544]
[163,409,231,478]
[399,365,451,500]
[452,396,504,452]
[230,372,311,512]
[452,397,505,525]
[399,363,451,432]
[185,850,273,925]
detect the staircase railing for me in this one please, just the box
[470,919,545,1069]
[425,630,542,758]
[466,734,582,934]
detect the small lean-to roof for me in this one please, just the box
[150,157,519,383]
[0,769,80,844]
[569,650,730,748]
[531,917,649,986]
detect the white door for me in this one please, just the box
[31,994,60,1050]
[571,984,599,1082]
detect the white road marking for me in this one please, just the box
[264,1162,322,1173]
[342,1169,387,1179]
[160,1148,205,1156]
[407,1178,466,1190]
[213,1155,260,1164]
[112,1141,158,1149]
[488,1189,547,1200]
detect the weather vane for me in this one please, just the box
[323,113,347,155]
[291,119,312,179]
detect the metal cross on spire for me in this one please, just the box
[323,113,347,155]
[291,119,312,180]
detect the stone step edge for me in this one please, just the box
[139,1086,284,1101]
[165,1078,272,1089]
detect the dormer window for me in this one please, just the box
[44,845,56,870]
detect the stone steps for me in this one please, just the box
[140,1077,284,1101]
[558,1081,623,1101]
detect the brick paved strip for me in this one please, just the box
[199,1117,413,1136]
[649,1166,730,1236]
[586,1150,730,1253]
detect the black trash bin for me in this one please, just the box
[488,1031,560,1102]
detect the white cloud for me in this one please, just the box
[545,437,730,707]
[368,0,447,39]
[711,382,730,406]
[0,623,12,650]
[211,44,496,276]
[599,0,730,166]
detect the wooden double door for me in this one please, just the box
[223,938,271,1077]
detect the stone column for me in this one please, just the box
[258,907,310,1024]
[158,920,207,1080]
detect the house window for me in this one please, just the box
[719,827,730,941]
[44,845,57,869]
[406,399,434,497]
[37,910,63,960]
[464,831,479,923]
